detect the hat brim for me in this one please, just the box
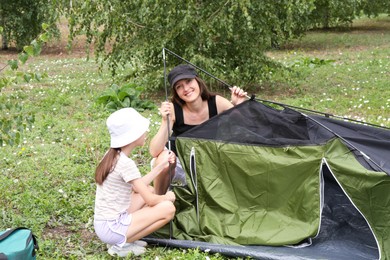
[171,74,197,87]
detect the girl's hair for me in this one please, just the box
[171,76,216,105]
[95,148,120,185]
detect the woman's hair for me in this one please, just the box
[171,76,216,105]
[95,148,120,185]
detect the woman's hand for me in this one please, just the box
[167,151,176,164]
[165,190,176,202]
[159,101,174,121]
[230,86,248,106]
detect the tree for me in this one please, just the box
[67,0,316,90]
[357,0,390,17]
[0,24,51,146]
[0,0,58,50]
[309,0,390,29]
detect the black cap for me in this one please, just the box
[168,64,197,87]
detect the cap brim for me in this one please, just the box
[171,74,196,87]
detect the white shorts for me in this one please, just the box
[94,211,132,247]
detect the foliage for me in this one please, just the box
[286,57,336,69]
[0,15,389,259]
[0,23,51,146]
[66,0,318,90]
[358,1,390,17]
[0,0,59,50]
[96,82,157,112]
[309,0,390,29]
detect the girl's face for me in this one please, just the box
[174,78,200,103]
[134,131,148,147]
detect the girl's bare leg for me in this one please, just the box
[125,200,175,243]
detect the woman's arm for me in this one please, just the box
[149,102,175,158]
[216,87,248,114]
[215,95,234,114]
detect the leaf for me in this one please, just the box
[18,52,29,64]
[117,90,132,101]
[23,73,32,82]
[32,40,42,56]
[8,60,19,70]
[39,33,49,43]
[122,97,131,107]
[106,101,118,112]
[42,23,49,30]
[24,46,35,56]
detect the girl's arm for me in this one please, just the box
[140,151,175,185]
[131,178,175,206]
[149,102,175,158]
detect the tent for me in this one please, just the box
[147,99,390,259]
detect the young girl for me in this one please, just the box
[94,108,176,257]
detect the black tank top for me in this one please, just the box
[168,95,218,154]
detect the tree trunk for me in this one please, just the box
[2,32,8,50]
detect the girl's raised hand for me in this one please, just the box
[156,150,176,169]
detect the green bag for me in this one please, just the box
[0,227,39,260]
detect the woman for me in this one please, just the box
[150,64,247,195]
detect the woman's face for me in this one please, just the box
[174,78,200,103]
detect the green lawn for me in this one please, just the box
[0,15,389,259]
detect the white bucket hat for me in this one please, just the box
[106,108,150,148]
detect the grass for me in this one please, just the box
[0,15,389,259]
[266,15,390,126]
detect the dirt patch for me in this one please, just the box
[43,225,97,243]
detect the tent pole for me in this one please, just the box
[162,48,173,239]
[301,112,388,175]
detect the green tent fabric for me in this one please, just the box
[150,100,390,259]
